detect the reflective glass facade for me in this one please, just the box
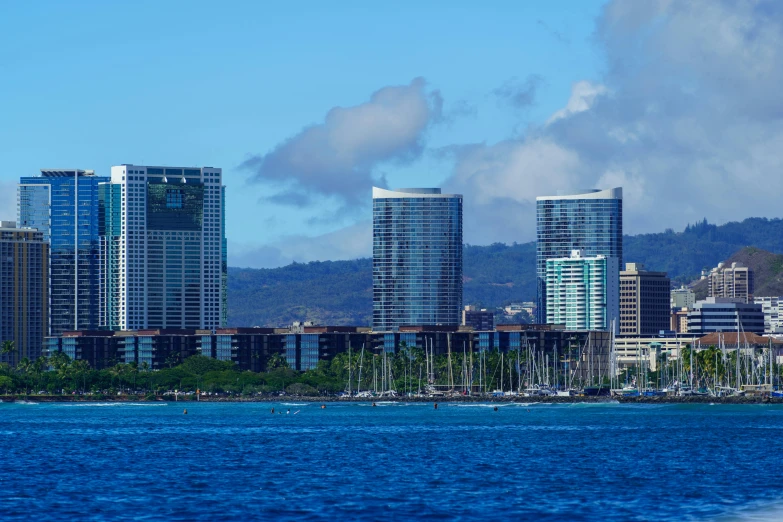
[99,165,226,330]
[19,170,109,335]
[535,188,622,323]
[372,188,463,331]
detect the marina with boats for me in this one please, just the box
[338,328,783,401]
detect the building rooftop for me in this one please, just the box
[40,169,95,177]
[372,187,461,199]
[536,187,622,201]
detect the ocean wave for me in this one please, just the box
[280,403,309,406]
[717,498,783,521]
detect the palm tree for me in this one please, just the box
[1,340,15,366]
[16,358,33,395]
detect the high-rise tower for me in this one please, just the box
[536,188,622,323]
[18,169,109,335]
[100,165,226,330]
[0,221,48,365]
[372,187,462,331]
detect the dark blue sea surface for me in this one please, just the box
[2,401,783,521]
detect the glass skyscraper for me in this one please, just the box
[99,165,226,330]
[18,169,109,335]
[536,188,622,323]
[372,187,463,330]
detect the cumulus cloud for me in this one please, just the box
[446,0,783,244]
[241,78,442,210]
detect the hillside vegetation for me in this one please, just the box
[228,217,783,327]
[692,247,783,300]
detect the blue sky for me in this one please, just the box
[4,1,781,268]
[0,0,604,265]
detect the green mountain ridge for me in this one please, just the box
[228,217,783,327]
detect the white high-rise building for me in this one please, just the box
[545,250,619,333]
[99,165,226,330]
[670,286,695,309]
[754,296,783,334]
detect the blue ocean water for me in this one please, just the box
[2,401,783,521]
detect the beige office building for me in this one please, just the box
[619,263,671,336]
[707,262,753,303]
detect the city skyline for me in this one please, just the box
[3,1,783,268]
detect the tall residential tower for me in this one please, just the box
[0,221,48,365]
[536,188,623,323]
[99,165,226,330]
[372,187,463,330]
[18,169,109,335]
[545,250,619,332]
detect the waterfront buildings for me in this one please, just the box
[99,165,226,331]
[671,286,695,309]
[18,169,109,335]
[462,306,494,330]
[372,187,463,330]
[707,262,753,303]
[45,325,612,379]
[619,263,670,336]
[544,250,619,332]
[686,298,764,335]
[754,297,783,334]
[0,222,48,365]
[536,188,623,323]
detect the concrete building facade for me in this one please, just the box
[687,298,764,335]
[671,286,695,309]
[462,306,494,330]
[619,263,671,336]
[0,222,48,365]
[545,250,619,333]
[99,165,226,331]
[754,296,783,334]
[708,262,754,303]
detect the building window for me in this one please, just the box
[166,189,184,209]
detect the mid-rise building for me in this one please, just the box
[671,286,695,309]
[687,298,764,335]
[545,250,619,332]
[707,262,753,303]
[99,165,226,330]
[536,188,623,323]
[619,263,670,336]
[754,296,783,334]
[462,306,494,330]
[0,221,48,365]
[372,187,462,330]
[18,169,109,335]
[671,308,689,333]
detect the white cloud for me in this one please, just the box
[241,78,442,209]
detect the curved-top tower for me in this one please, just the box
[372,187,463,331]
[535,188,623,324]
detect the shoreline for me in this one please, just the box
[3,395,782,405]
